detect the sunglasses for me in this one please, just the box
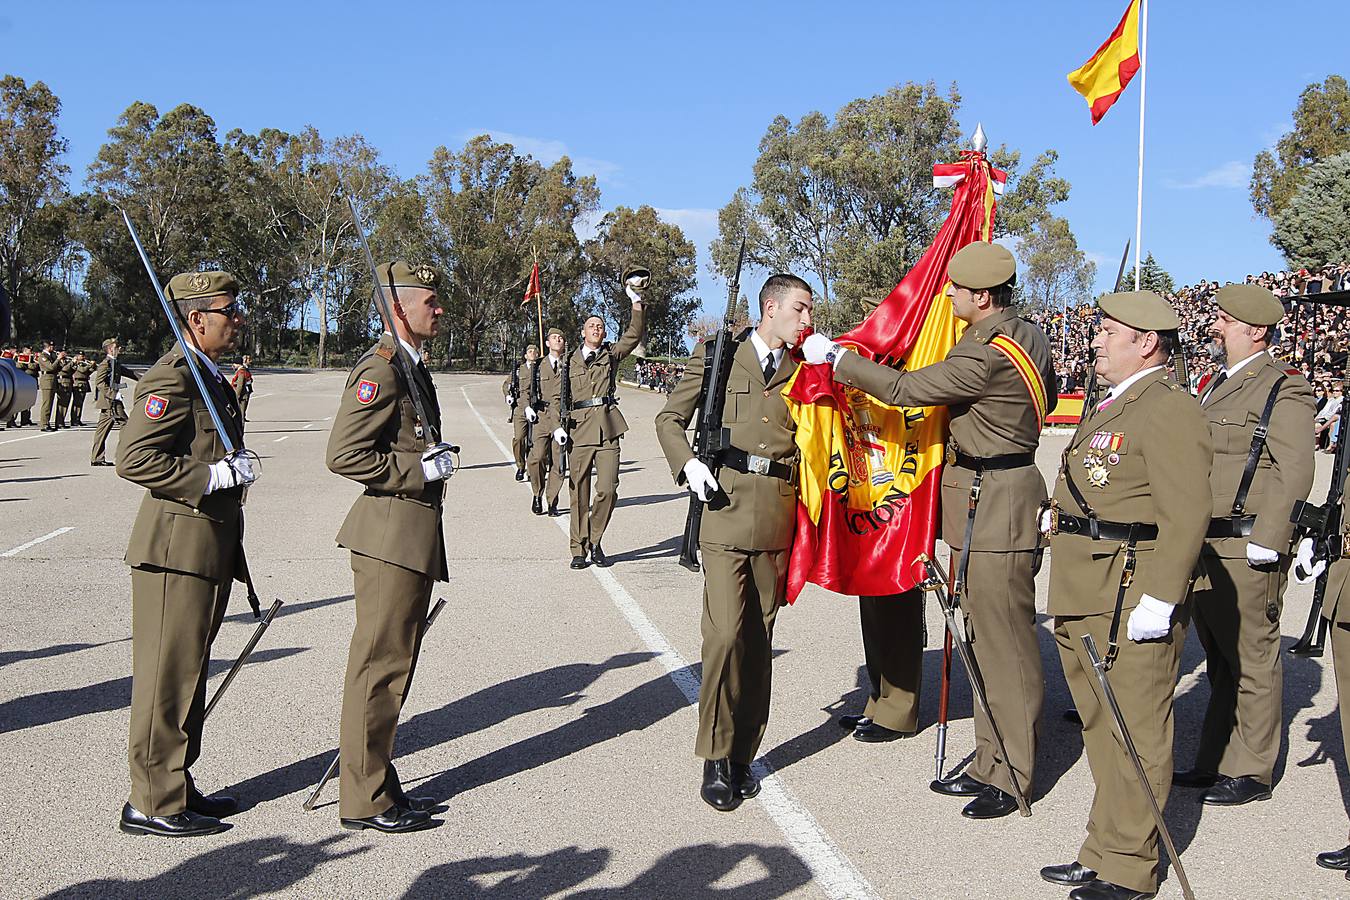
[199,300,242,318]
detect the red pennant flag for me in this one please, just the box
[521,262,541,307]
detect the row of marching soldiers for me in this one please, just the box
[666,240,1345,900]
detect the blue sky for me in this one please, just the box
[3,1,1345,316]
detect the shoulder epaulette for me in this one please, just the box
[374,346,394,361]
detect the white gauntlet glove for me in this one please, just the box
[802,332,845,367]
[682,458,721,502]
[553,428,568,446]
[1126,594,1174,642]
[507,395,517,408]
[1246,541,1280,568]
[1293,536,1327,584]
[421,443,457,482]
[625,274,645,305]
[205,452,256,494]
[525,406,538,423]
[1039,508,1054,535]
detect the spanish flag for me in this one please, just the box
[782,148,1005,602]
[1068,0,1142,125]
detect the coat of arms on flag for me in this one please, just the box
[144,394,169,420]
[356,379,379,405]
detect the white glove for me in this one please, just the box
[507,395,517,407]
[625,284,643,304]
[205,453,256,494]
[801,332,845,367]
[682,458,721,502]
[1039,508,1054,535]
[553,428,568,446]
[1293,536,1327,584]
[525,406,538,423]
[1126,594,1175,642]
[421,443,457,481]
[1246,541,1280,567]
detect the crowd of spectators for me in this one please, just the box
[633,359,686,394]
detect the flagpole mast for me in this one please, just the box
[533,245,544,354]
[1134,0,1149,290]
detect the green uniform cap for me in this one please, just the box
[1097,290,1180,331]
[547,327,565,338]
[948,241,1016,290]
[623,265,651,285]
[375,260,442,290]
[165,270,237,302]
[1215,283,1284,327]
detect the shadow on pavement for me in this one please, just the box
[41,835,371,899]
[223,593,352,625]
[0,638,128,670]
[1,473,90,484]
[0,646,306,735]
[761,666,868,775]
[607,535,682,564]
[615,491,684,509]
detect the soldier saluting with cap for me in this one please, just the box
[1038,290,1212,900]
[326,260,454,834]
[116,270,255,838]
[803,241,1056,818]
[1174,284,1313,807]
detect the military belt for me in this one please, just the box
[718,446,797,485]
[949,447,1036,471]
[1206,515,1256,538]
[572,396,615,411]
[1052,512,1158,543]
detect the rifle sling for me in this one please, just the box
[1230,375,1286,517]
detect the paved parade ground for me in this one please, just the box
[1,372,1346,899]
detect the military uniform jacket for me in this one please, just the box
[502,363,532,424]
[834,308,1055,551]
[93,357,138,409]
[231,366,253,398]
[565,306,646,447]
[1047,370,1213,615]
[528,354,567,433]
[1322,486,1350,622]
[1198,353,1314,559]
[117,345,247,582]
[56,358,74,389]
[327,334,448,582]
[73,361,93,389]
[36,351,57,389]
[656,335,800,551]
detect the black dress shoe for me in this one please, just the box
[838,714,872,730]
[853,721,913,743]
[396,795,440,813]
[701,759,741,812]
[548,501,559,517]
[962,786,1020,819]
[591,545,610,567]
[119,802,230,838]
[531,496,544,515]
[1172,768,1218,788]
[41,426,54,432]
[570,555,589,569]
[1068,878,1155,899]
[930,773,988,796]
[1041,862,1098,886]
[515,468,525,481]
[731,762,760,799]
[91,460,113,467]
[340,804,434,833]
[1200,775,1271,806]
[1317,845,1350,870]
[186,789,239,817]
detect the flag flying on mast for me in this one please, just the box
[782,141,1006,602]
[521,261,542,307]
[1067,0,1142,124]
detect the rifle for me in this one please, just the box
[677,239,746,573]
[507,362,521,424]
[915,554,1031,816]
[559,350,572,477]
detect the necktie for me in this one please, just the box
[763,353,776,383]
[1205,371,1228,403]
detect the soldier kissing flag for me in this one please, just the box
[782,142,1006,602]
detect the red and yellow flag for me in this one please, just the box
[1068,0,1142,125]
[521,261,542,307]
[782,149,1005,602]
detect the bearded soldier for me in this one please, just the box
[526,327,568,516]
[502,345,538,482]
[1039,291,1212,900]
[1175,284,1314,807]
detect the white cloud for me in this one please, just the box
[466,128,622,185]
[1165,160,1249,190]
[653,207,719,238]
[1260,121,1291,149]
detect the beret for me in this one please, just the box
[166,270,236,302]
[1097,290,1180,331]
[948,242,1016,290]
[1215,283,1283,327]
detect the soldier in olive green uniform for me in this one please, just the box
[37,340,57,430]
[70,351,93,425]
[231,355,254,422]
[526,327,568,516]
[557,277,646,568]
[502,345,538,482]
[1039,291,1212,900]
[91,338,140,466]
[116,271,255,839]
[656,274,813,812]
[805,242,1055,817]
[1311,488,1350,877]
[326,260,454,835]
[1177,284,1314,806]
[54,350,74,428]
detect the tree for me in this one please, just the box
[1017,216,1096,311]
[583,205,698,359]
[0,75,76,342]
[1251,75,1350,221]
[1135,252,1174,295]
[1272,152,1350,269]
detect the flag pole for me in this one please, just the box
[533,245,544,354]
[1133,0,1149,289]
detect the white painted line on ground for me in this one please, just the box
[274,435,290,443]
[252,392,272,399]
[302,422,315,429]
[3,527,75,558]
[0,430,54,446]
[460,386,880,900]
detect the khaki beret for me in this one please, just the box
[547,327,565,338]
[948,242,1016,290]
[623,266,651,287]
[166,270,236,302]
[376,260,442,290]
[1215,283,1284,327]
[1097,290,1179,331]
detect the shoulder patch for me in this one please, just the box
[144,394,169,419]
[356,379,379,405]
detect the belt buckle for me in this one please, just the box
[945,444,956,466]
[748,454,771,476]
[1341,533,1350,560]
[1048,503,1060,535]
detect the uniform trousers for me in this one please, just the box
[528,432,565,505]
[857,591,924,732]
[339,552,432,818]
[91,402,127,463]
[39,387,54,427]
[1190,551,1287,783]
[1332,619,1350,816]
[569,440,619,556]
[69,389,87,424]
[128,565,232,815]
[54,386,71,426]
[510,415,529,470]
[1055,609,1186,894]
[696,542,788,763]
